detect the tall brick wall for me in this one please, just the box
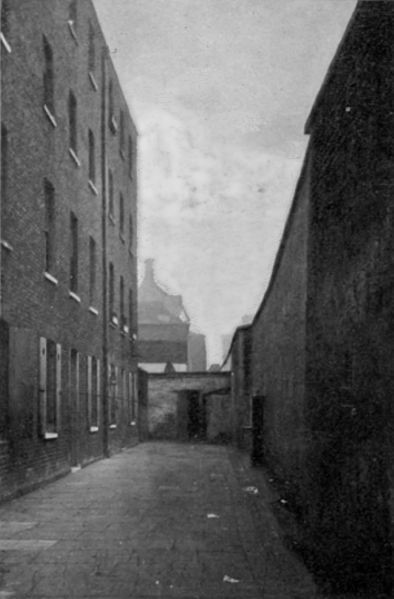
[147,372,231,442]
[250,157,310,495]
[0,0,139,499]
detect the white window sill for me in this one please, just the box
[43,105,57,128]
[123,325,129,334]
[44,432,58,440]
[44,272,58,286]
[69,291,81,304]
[89,71,98,91]
[0,33,11,54]
[111,315,119,326]
[120,149,126,162]
[68,21,78,44]
[130,421,136,427]
[108,213,115,225]
[89,426,99,433]
[1,240,14,252]
[88,180,98,196]
[69,148,81,167]
[89,306,99,316]
[119,233,125,244]
[109,424,117,430]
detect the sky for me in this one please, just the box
[93,0,357,365]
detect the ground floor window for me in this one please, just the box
[87,356,100,431]
[109,364,117,427]
[39,338,61,438]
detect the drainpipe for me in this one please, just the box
[101,45,109,457]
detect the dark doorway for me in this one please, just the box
[187,391,206,440]
[251,394,265,466]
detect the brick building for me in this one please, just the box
[138,259,207,372]
[0,0,139,500]
[226,1,394,592]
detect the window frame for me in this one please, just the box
[39,338,61,439]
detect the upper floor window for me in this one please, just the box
[108,80,117,133]
[128,136,133,178]
[44,179,56,275]
[1,124,8,209]
[69,212,78,293]
[88,23,95,72]
[120,276,125,328]
[1,0,11,51]
[43,36,55,117]
[68,0,77,41]
[89,236,96,306]
[68,91,78,155]
[119,110,125,157]
[108,169,114,218]
[129,214,134,253]
[88,129,95,184]
[119,193,124,236]
[109,262,115,321]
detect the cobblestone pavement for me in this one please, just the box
[0,442,323,598]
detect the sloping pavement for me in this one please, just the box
[0,442,322,598]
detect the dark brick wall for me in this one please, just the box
[250,158,310,494]
[304,4,394,588]
[0,0,139,498]
[229,326,252,449]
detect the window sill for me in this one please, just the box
[130,421,136,427]
[120,149,126,161]
[88,180,98,196]
[43,105,57,128]
[44,432,58,440]
[110,314,119,327]
[69,148,81,168]
[109,424,117,430]
[68,21,78,44]
[89,71,98,91]
[123,324,129,335]
[89,426,99,433]
[89,306,99,316]
[1,240,14,252]
[108,213,115,225]
[69,291,81,304]
[0,33,11,54]
[44,272,59,286]
[120,233,125,244]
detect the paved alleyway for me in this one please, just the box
[0,442,321,599]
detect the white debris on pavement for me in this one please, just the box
[223,575,240,584]
[207,513,220,519]
[243,486,259,495]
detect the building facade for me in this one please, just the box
[0,0,139,500]
[138,259,207,373]
[226,1,394,593]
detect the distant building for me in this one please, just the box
[138,260,207,373]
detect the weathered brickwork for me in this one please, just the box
[0,0,139,500]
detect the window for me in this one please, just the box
[109,364,117,427]
[39,338,61,437]
[129,214,133,253]
[87,356,100,430]
[1,124,8,209]
[109,262,115,322]
[128,136,133,178]
[44,179,55,274]
[108,169,114,218]
[129,288,133,334]
[70,212,78,293]
[43,36,55,116]
[89,236,96,306]
[108,81,117,132]
[119,193,124,236]
[1,0,10,43]
[68,91,77,155]
[119,110,125,156]
[120,276,125,329]
[88,129,95,184]
[68,0,77,39]
[128,372,137,424]
[88,23,95,72]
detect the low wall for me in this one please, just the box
[147,372,231,442]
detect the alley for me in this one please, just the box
[0,442,320,599]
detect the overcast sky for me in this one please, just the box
[93,0,357,364]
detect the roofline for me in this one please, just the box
[221,324,252,369]
[251,140,311,328]
[305,1,360,134]
[147,371,231,379]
